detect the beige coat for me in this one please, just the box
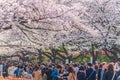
[68,73,77,80]
[33,70,42,80]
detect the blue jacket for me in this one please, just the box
[14,68,21,77]
[86,68,96,80]
[51,68,59,80]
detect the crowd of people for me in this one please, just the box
[0,61,120,80]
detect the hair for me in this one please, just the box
[108,63,114,73]
[34,67,39,71]
[74,64,78,67]
[99,64,103,69]
[118,62,120,67]
[49,65,52,68]
[87,63,92,67]
[81,62,85,66]
[102,62,106,66]
[95,64,98,69]
[57,65,62,69]
[79,66,85,71]
[67,66,75,74]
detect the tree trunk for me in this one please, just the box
[37,49,43,63]
[38,53,42,63]
[91,43,96,64]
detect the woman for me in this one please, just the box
[33,67,42,80]
[104,63,117,80]
[77,66,86,80]
[67,66,77,80]
[8,64,16,77]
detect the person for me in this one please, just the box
[26,67,33,75]
[14,65,21,77]
[114,62,120,72]
[98,64,102,80]
[62,67,68,80]
[77,66,86,80]
[46,65,53,80]
[0,62,3,76]
[98,62,107,80]
[104,63,117,80]
[94,64,99,74]
[67,66,77,80]
[51,65,62,80]
[86,63,96,80]
[8,63,17,77]
[3,62,8,77]
[74,64,79,73]
[33,67,42,80]
[116,62,120,80]
[42,67,47,80]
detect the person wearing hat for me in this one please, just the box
[77,66,86,80]
[86,63,96,80]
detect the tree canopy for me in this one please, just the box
[0,0,120,62]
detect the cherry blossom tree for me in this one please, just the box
[64,0,120,62]
[0,0,120,62]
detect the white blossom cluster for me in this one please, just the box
[0,0,120,54]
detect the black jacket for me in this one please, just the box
[45,68,53,80]
[103,71,117,80]
[86,68,96,80]
[98,69,102,80]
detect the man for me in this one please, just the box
[86,63,96,80]
[98,64,102,80]
[74,64,79,73]
[14,65,21,77]
[51,65,62,80]
[98,62,107,80]
[46,65,53,80]
[3,62,8,77]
